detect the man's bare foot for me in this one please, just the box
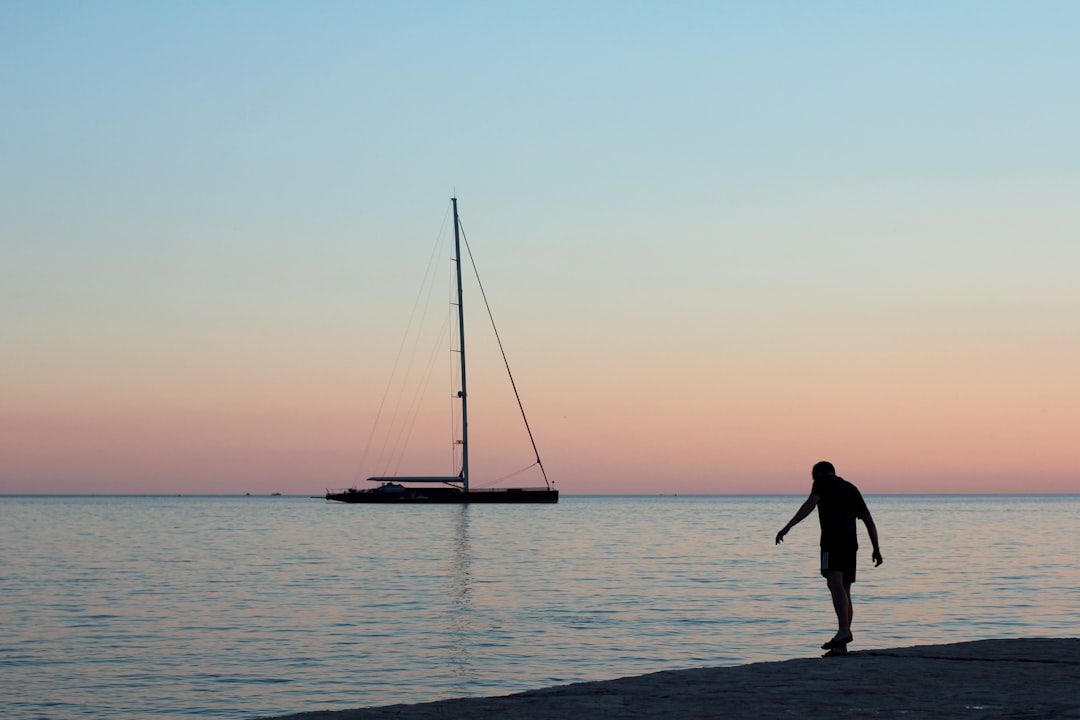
[822,646,849,657]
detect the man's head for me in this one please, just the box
[812,461,836,480]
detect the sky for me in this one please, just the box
[2,2,1078,495]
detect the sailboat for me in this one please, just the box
[326,198,558,504]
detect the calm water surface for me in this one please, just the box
[1,495,1076,720]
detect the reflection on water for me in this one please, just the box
[1,495,1077,720]
[447,505,476,690]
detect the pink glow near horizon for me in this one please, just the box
[2,391,1076,495]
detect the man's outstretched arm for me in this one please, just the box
[776,494,819,544]
[863,513,883,566]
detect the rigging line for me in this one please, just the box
[473,462,541,488]
[371,212,449,475]
[457,219,554,490]
[357,205,453,481]
[385,312,450,476]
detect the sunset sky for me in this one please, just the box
[3,2,1078,495]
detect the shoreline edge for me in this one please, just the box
[258,638,1080,720]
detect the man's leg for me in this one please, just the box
[824,570,851,640]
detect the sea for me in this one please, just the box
[1,494,1076,720]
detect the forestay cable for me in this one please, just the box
[457,219,553,491]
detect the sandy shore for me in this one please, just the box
[259,638,1080,720]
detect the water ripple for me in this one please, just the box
[1,494,1077,719]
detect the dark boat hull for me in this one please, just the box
[326,488,558,504]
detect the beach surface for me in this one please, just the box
[260,638,1080,720]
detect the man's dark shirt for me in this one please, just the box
[812,474,869,551]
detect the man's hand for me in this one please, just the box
[775,528,788,545]
[872,549,883,567]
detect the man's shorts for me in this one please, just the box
[820,548,857,585]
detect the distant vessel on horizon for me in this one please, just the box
[325,198,557,505]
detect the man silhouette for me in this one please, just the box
[776,461,882,655]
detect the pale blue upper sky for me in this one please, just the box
[3,2,1078,493]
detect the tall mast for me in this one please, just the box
[452,197,469,491]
